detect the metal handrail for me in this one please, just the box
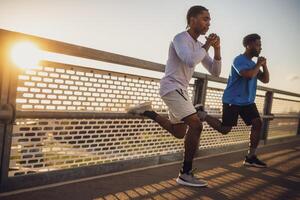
[15,110,299,120]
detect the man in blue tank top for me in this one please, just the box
[222,54,258,105]
[200,33,270,168]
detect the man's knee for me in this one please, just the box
[183,114,203,132]
[173,130,186,139]
[252,118,262,131]
[172,124,187,139]
[177,132,186,139]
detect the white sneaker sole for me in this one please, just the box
[243,161,267,168]
[176,177,208,187]
[126,102,152,115]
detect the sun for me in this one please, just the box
[10,42,41,69]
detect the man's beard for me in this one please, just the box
[252,50,260,57]
[194,27,203,35]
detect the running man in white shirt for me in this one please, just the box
[127,5,221,187]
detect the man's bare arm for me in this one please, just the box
[240,57,266,79]
[257,63,269,83]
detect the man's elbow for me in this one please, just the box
[240,72,255,79]
[263,79,269,84]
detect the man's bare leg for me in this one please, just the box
[145,110,204,173]
[181,114,203,173]
[248,117,262,156]
[173,113,208,186]
[243,117,267,167]
[154,115,187,139]
[126,103,187,139]
[198,112,232,134]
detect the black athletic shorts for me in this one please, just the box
[222,103,260,126]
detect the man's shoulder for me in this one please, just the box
[234,54,255,65]
[233,54,252,66]
[173,31,188,41]
[233,54,245,62]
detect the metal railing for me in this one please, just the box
[0,29,299,192]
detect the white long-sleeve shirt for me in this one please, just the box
[160,31,222,97]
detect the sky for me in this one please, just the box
[0,0,300,93]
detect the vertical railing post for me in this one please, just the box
[261,91,273,144]
[0,32,10,191]
[193,77,208,106]
[0,31,19,191]
[297,115,300,135]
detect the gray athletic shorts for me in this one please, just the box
[161,89,197,124]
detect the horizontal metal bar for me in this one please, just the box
[17,110,214,120]
[204,114,299,119]
[257,86,300,98]
[16,111,223,120]
[272,96,300,103]
[16,111,163,119]
[272,114,300,119]
[16,111,298,120]
[0,29,165,74]
[1,29,299,98]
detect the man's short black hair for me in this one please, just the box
[243,34,261,47]
[186,6,208,27]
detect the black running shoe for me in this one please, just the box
[195,104,207,121]
[243,155,267,168]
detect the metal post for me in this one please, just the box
[0,42,10,191]
[0,31,19,191]
[1,70,19,192]
[261,91,273,143]
[193,77,208,106]
[297,115,300,135]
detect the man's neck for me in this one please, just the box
[243,51,254,60]
[187,29,200,41]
